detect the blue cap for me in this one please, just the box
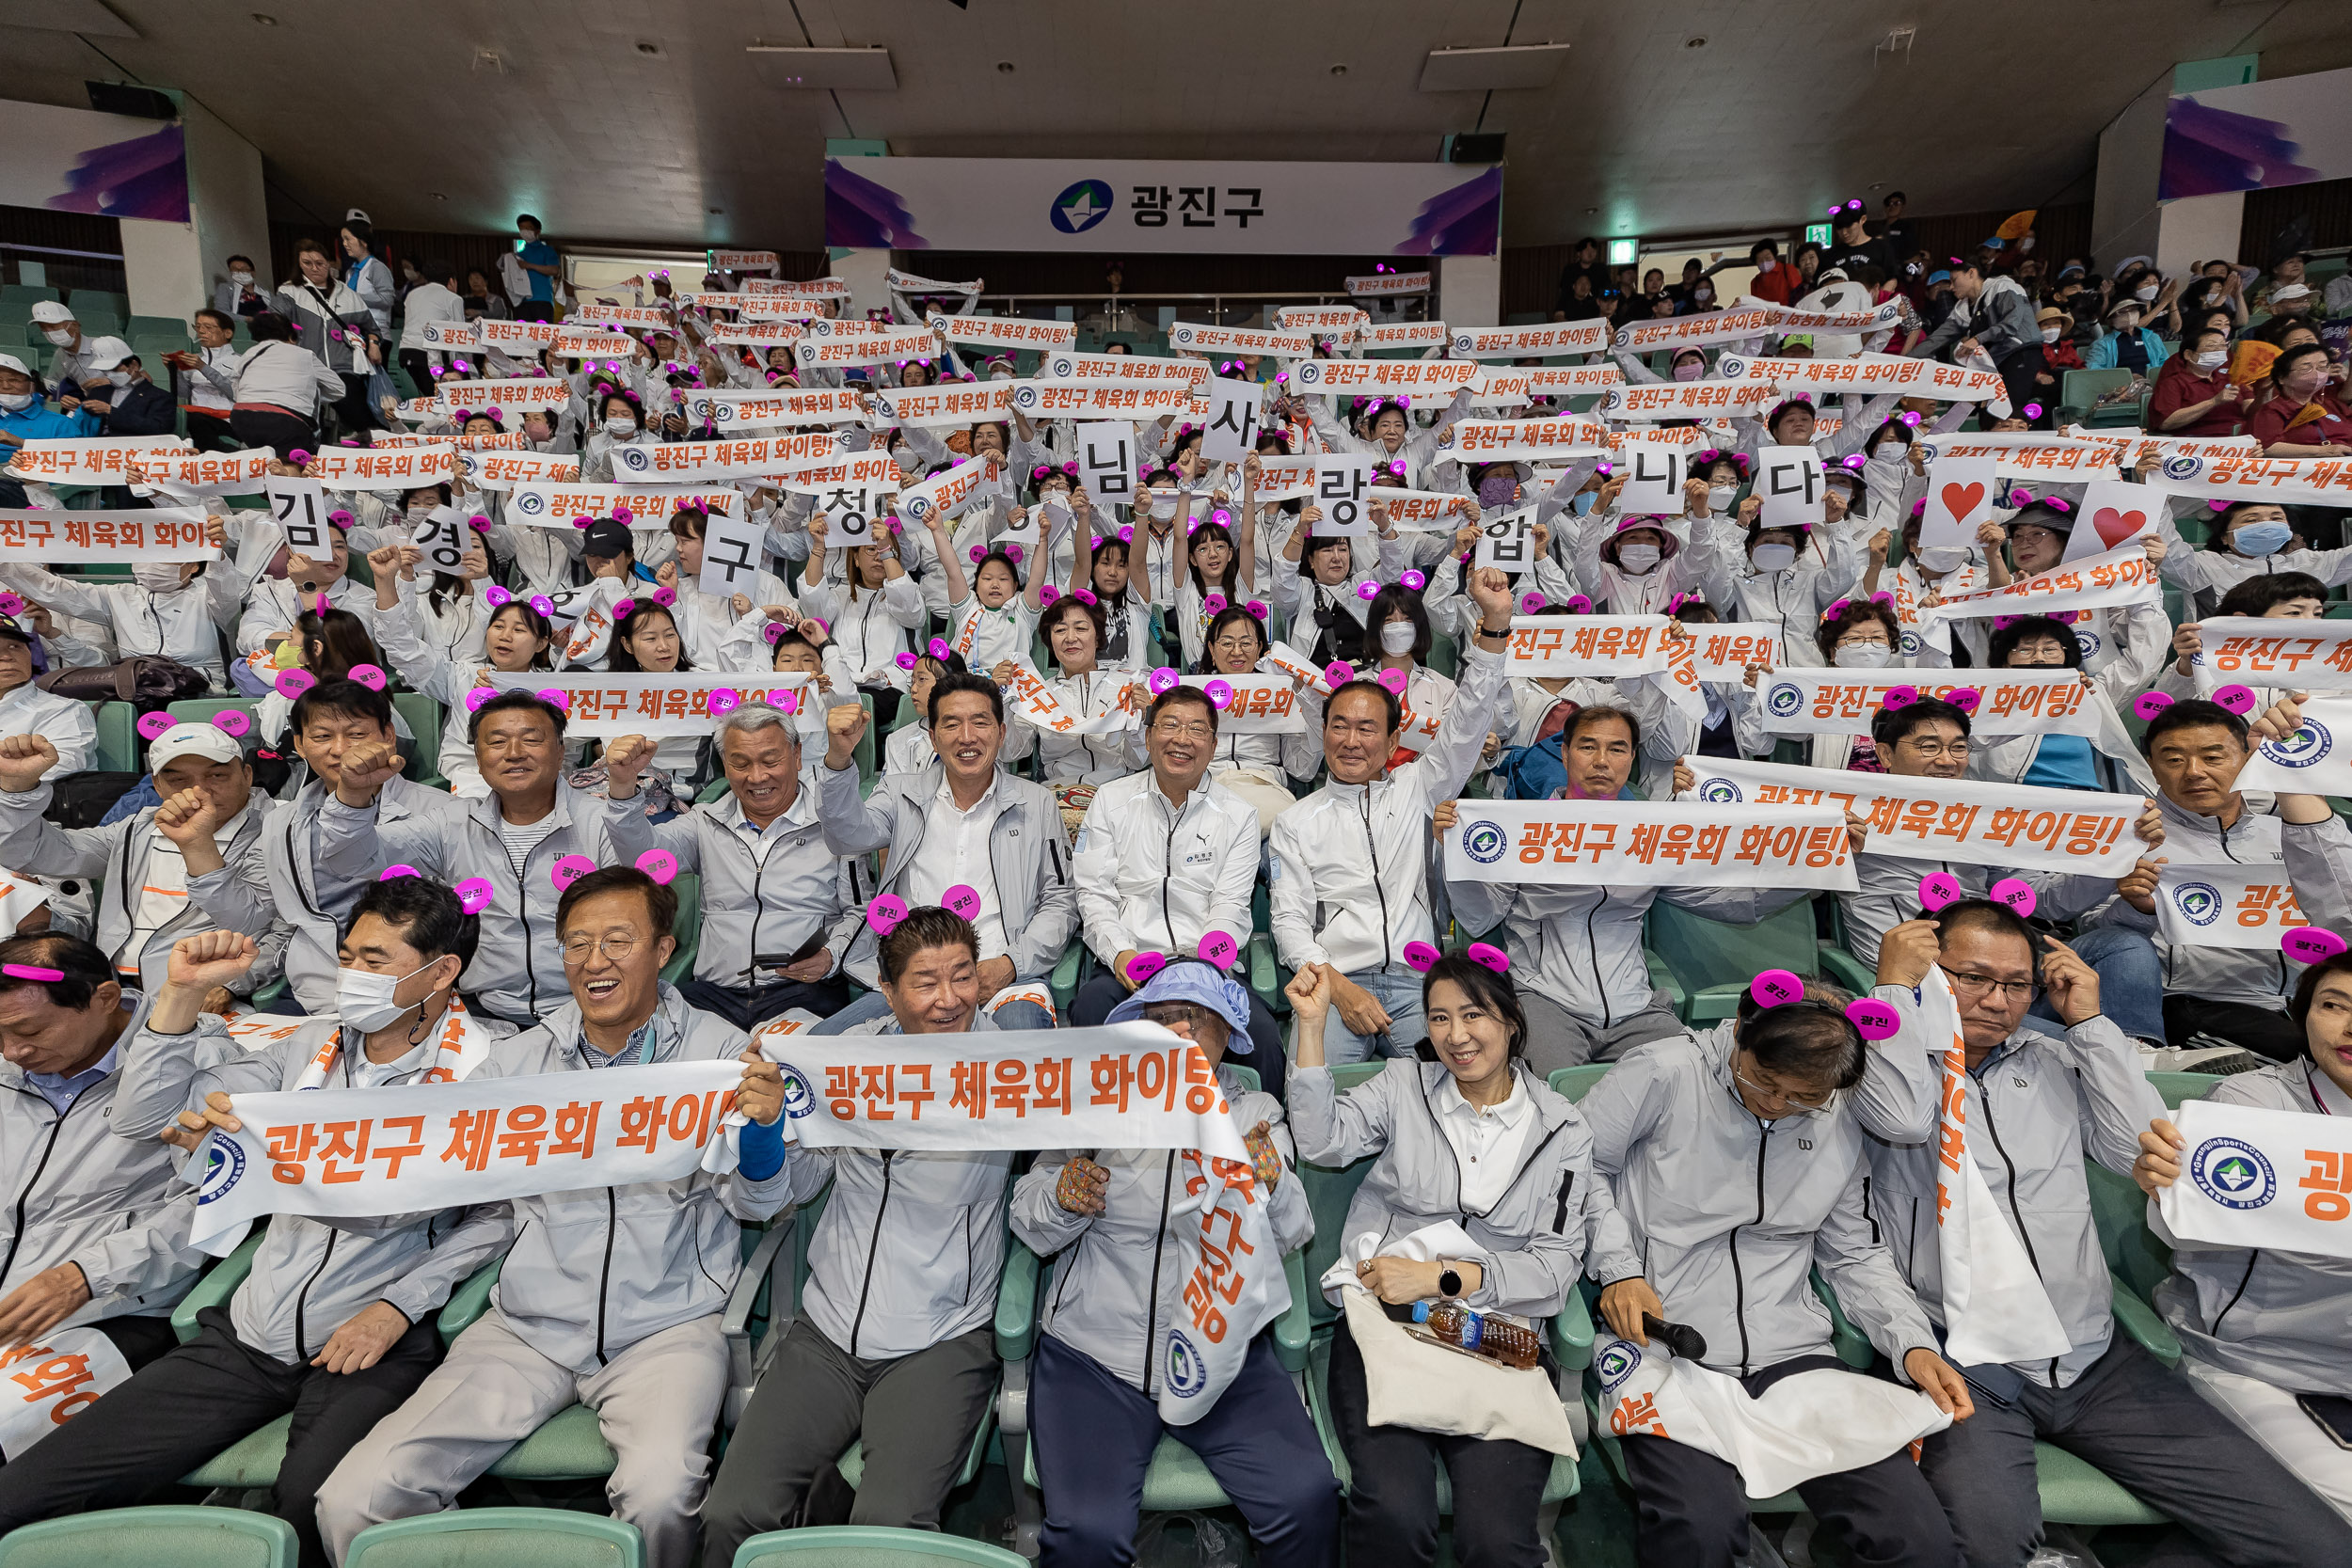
[1926,270,1952,284]
[1106,959,1254,1041]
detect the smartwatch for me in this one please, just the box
[1438,1265,1463,1299]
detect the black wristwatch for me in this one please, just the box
[1438,1265,1463,1299]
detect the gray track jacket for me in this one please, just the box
[1581,1028,1942,1380]
[110,1009,515,1362]
[1291,1058,1639,1322]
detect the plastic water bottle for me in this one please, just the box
[1411,1300,1539,1369]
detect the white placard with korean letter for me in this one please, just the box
[1473,504,1539,573]
[1617,436,1685,515]
[1201,377,1263,463]
[1079,421,1135,505]
[1313,456,1373,538]
[696,508,769,599]
[264,475,329,558]
[416,505,469,574]
[1756,446,1823,529]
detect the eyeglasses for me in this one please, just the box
[1152,721,1215,742]
[1732,1065,1836,1112]
[560,934,643,967]
[1947,969,2036,1003]
[1142,1003,1214,1033]
[1900,738,1972,760]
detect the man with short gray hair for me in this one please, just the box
[598,705,866,1028]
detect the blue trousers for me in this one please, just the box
[2025,924,2165,1045]
[1031,1331,1337,1568]
[1311,964,1428,1065]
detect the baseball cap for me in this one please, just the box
[2272,282,2314,303]
[344,207,372,224]
[1107,960,1254,1044]
[84,336,134,372]
[0,354,28,379]
[580,518,634,559]
[148,721,244,771]
[1926,270,1952,284]
[0,613,29,647]
[29,302,72,325]
[2103,297,2143,322]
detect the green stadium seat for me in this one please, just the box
[389,692,444,785]
[0,284,59,307]
[1647,896,1820,1022]
[126,314,185,341]
[0,1506,295,1568]
[92,701,138,774]
[661,871,701,983]
[342,1508,644,1567]
[731,1526,1028,1566]
[2058,369,2142,429]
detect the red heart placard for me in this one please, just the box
[1939,482,1986,521]
[2092,506,2146,548]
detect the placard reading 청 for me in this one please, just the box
[1445,800,1855,891]
[1681,755,2145,876]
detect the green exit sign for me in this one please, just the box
[1804,223,1832,246]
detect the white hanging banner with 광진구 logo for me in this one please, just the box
[826,157,1501,255]
[2160,1099,2352,1262]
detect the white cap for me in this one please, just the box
[84,336,134,372]
[28,302,72,325]
[0,354,27,378]
[2272,282,2313,302]
[149,722,243,771]
[344,207,372,224]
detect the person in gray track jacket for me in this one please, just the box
[2133,945,2352,1525]
[1863,898,2351,1568]
[702,907,1014,1562]
[316,689,640,1027]
[317,867,793,1568]
[808,673,1075,1035]
[0,723,290,1002]
[183,679,464,1016]
[1014,961,1332,1568]
[599,704,867,1029]
[1289,951,1636,1568]
[1581,965,1973,1568]
[0,879,510,1568]
[0,934,194,1376]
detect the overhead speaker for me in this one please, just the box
[1443,133,1506,165]
[86,81,177,119]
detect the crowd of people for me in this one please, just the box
[0,187,2346,1568]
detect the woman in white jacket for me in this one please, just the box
[1699,504,1864,666]
[794,513,924,711]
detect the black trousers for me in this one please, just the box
[330,372,378,437]
[229,407,318,460]
[1994,343,2053,425]
[515,300,556,324]
[677,973,852,1031]
[1619,1354,1961,1568]
[1069,971,1286,1101]
[2163,994,2306,1063]
[0,1305,442,1568]
[395,349,438,402]
[1327,1313,1550,1568]
[184,411,238,453]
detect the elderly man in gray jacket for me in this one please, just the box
[0,724,291,1004]
[0,879,511,1568]
[807,671,1076,1035]
[1865,898,2352,1568]
[317,866,793,1568]
[600,704,867,1029]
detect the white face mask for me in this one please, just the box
[106,369,132,387]
[1918,545,1969,573]
[2136,284,2158,302]
[892,447,918,476]
[1750,543,1797,573]
[603,415,636,437]
[42,329,72,347]
[2191,350,2227,371]
[1757,255,1777,273]
[1835,641,1892,669]
[0,393,30,412]
[1151,497,1179,521]
[1870,444,1902,464]
[1672,360,1705,382]
[1617,543,1661,575]
[1708,483,1737,510]
[335,959,437,1035]
[405,503,435,524]
[2040,327,2061,344]
[132,562,183,592]
[1378,620,1417,656]
[230,271,255,286]
[1693,288,1713,304]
